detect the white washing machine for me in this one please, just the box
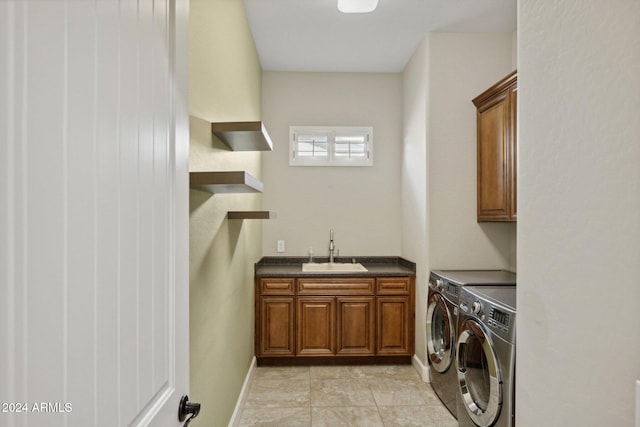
[456,285,516,427]
[427,270,516,418]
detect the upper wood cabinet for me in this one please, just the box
[472,71,517,222]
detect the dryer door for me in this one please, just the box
[456,319,502,427]
[426,293,455,373]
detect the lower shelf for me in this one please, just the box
[227,211,277,220]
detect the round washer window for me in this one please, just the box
[456,319,502,427]
[426,293,454,373]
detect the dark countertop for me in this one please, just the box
[255,256,416,278]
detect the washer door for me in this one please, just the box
[456,319,502,427]
[426,293,454,373]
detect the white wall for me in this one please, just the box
[428,32,515,271]
[261,72,403,257]
[518,1,640,425]
[401,35,430,365]
[401,32,515,364]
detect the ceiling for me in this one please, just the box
[242,0,517,73]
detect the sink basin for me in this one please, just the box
[302,262,368,273]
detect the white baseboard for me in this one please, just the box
[636,380,640,427]
[412,354,430,383]
[228,356,257,427]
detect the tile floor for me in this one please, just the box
[237,365,457,426]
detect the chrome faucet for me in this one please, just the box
[329,229,335,263]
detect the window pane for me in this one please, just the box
[335,143,365,156]
[335,134,366,144]
[297,133,328,158]
[335,133,367,159]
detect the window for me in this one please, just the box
[289,126,373,166]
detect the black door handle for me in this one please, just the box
[178,395,201,427]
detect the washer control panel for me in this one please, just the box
[428,274,460,303]
[458,286,516,343]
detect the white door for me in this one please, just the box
[0,0,190,426]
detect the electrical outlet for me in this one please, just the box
[276,240,285,253]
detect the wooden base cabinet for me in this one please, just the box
[257,278,296,357]
[376,277,414,355]
[256,276,414,364]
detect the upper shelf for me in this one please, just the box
[211,121,274,151]
[190,171,263,194]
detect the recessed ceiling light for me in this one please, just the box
[337,0,379,14]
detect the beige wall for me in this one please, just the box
[189,0,262,426]
[261,71,403,257]
[402,32,516,364]
[518,1,640,425]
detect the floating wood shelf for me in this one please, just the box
[227,211,277,220]
[190,171,263,194]
[211,121,274,151]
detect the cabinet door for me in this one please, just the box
[336,297,375,356]
[508,84,517,221]
[376,296,412,355]
[476,90,511,221]
[259,297,295,356]
[474,71,517,222]
[297,297,335,356]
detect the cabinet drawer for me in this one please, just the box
[297,278,375,295]
[376,277,411,295]
[259,278,295,295]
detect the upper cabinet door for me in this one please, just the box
[473,71,518,222]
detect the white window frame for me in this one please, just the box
[289,126,373,166]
